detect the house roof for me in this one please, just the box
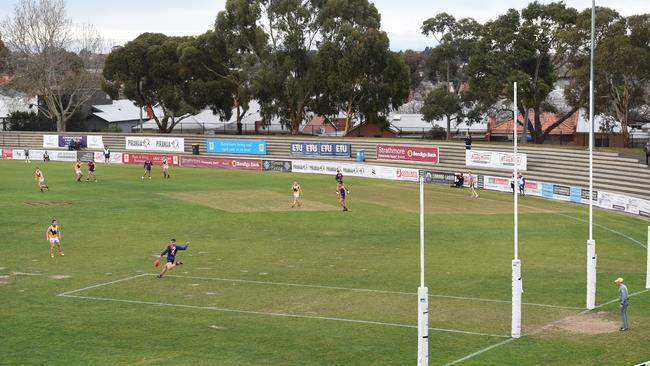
[92,99,148,123]
[389,114,488,134]
[490,111,578,136]
[140,100,288,132]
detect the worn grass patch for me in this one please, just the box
[161,190,338,213]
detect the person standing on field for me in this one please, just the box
[46,219,64,258]
[34,167,49,192]
[87,161,97,182]
[103,146,111,164]
[142,159,153,180]
[291,181,303,208]
[615,277,629,331]
[24,148,30,163]
[467,172,478,198]
[162,157,171,179]
[74,161,83,182]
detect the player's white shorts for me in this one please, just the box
[49,238,60,244]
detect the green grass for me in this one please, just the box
[1,160,648,365]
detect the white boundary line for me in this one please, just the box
[443,338,516,366]
[159,274,582,310]
[59,293,509,338]
[461,194,646,249]
[444,288,650,365]
[57,273,149,296]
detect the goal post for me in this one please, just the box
[417,177,429,366]
[646,226,649,289]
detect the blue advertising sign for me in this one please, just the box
[541,183,554,199]
[207,139,267,155]
[570,187,583,203]
[290,142,351,157]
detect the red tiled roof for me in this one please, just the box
[489,111,577,136]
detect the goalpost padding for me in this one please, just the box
[511,260,522,339]
[586,240,597,309]
[417,286,429,366]
[646,227,649,289]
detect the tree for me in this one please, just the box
[421,14,482,91]
[421,86,482,139]
[180,0,267,135]
[6,111,53,131]
[104,33,228,133]
[0,38,11,75]
[318,25,410,133]
[401,50,425,89]
[560,9,650,146]
[1,0,104,132]
[464,2,579,144]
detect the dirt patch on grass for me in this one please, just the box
[25,200,74,207]
[552,312,620,335]
[161,190,338,213]
[0,275,10,285]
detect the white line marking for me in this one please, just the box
[59,293,509,338]
[57,273,149,296]
[467,195,647,249]
[551,212,647,249]
[445,289,650,364]
[443,338,516,366]
[157,274,581,310]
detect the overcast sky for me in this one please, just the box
[1,0,648,51]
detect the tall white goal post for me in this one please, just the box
[511,82,522,339]
[646,226,650,290]
[586,0,597,311]
[417,177,429,366]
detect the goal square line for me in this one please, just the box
[57,272,512,338]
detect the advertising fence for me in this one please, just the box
[465,149,527,171]
[376,144,439,164]
[180,156,262,170]
[125,136,185,153]
[43,135,104,149]
[291,160,419,182]
[123,153,180,166]
[207,139,267,155]
[93,152,124,164]
[290,142,351,158]
[262,160,292,172]
[419,170,456,185]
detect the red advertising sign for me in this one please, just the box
[376,144,439,164]
[1,148,13,160]
[180,156,262,170]
[123,153,179,165]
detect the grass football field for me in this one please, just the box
[1,160,649,365]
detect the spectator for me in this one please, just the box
[518,173,526,196]
[615,277,629,331]
[103,146,111,164]
[465,133,472,150]
[644,139,649,165]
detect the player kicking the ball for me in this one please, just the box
[155,239,190,278]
